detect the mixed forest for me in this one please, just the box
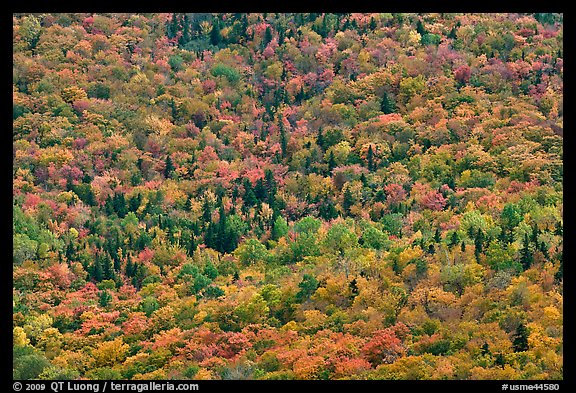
[13,13,563,380]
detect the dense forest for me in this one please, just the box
[13,13,563,380]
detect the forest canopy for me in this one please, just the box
[12,12,562,381]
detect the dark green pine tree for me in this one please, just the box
[216,205,228,253]
[91,255,104,282]
[381,91,396,114]
[102,252,115,280]
[512,323,530,352]
[167,13,179,39]
[319,197,339,220]
[263,26,273,48]
[416,19,427,36]
[179,15,190,47]
[342,187,354,215]
[279,119,288,159]
[494,353,506,368]
[449,231,460,249]
[204,222,216,250]
[254,178,267,201]
[264,169,277,207]
[170,98,178,122]
[65,242,76,262]
[104,195,115,216]
[243,179,258,207]
[447,25,457,39]
[531,225,540,248]
[327,150,337,172]
[112,193,127,218]
[316,127,325,150]
[210,19,222,46]
[434,227,442,244]
[125,253,134,277]
[369,17,377,30]
[98,290,113,307]
[164,155,175,179]
[474,229,484,262]
[520,232,533,270]
[367,145,375,171]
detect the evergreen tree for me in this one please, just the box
[279,120,288,158]
[112,193,127,218]
[104,196,115,216]
[327,150,336,172]
[512,323,530,352]
[495,353,506,368]
[316,127,325,150]
[416,19,427,36]
[210,19,221,46]
[263,26,273,48]
[343,187,354,215]
[319,197,339,220]
[254,178,267,201]
[125,253,134,277]
[434,227,441,244]
[381,91,396,114]
[102,252,115,280]
[520,232,533,270]
[449,231,460,249]
[164,155,175,179]
[98,290,113,307]
[474,229,484,261]
[369,17,377,30]
[243,179,258,207]
[367,145,375,171]
[91,256,104,282]
[264,169,277,207]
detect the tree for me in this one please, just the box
[361,225,391,250]
[380,91,396,114]
[98,290,113,307]
[91,338,129,368]
[342,187,355,215]
[474,228,485,262]
[263,26,273,48]
[164,155,175,179]
[271,215,289,240]
[235,238,270,266]
[296,274,319,303]
[243,179,258,207]
[279,120,288,159]
[323,222,358,257]
[210,19,222,46]
[19,15,42,50]
[362,327,405,366]
[327,150,337,172]
[366,145,375,171]
[520,233,533,270]
[512,323,529,352]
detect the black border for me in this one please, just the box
[8,3,569,392]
